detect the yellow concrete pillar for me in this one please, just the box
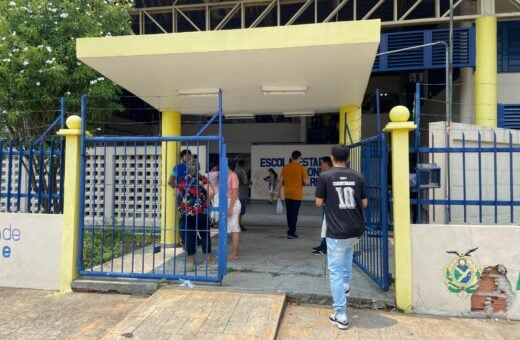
[383,105,416,313]
[340,105,362,170]
[474,16,497,127]
[161,111,181,247]
[339,105,361,144]
[57,116,83,293]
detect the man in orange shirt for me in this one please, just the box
[275,150,309,239]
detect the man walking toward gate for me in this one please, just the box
[275,150,309,239]
[315,145,367,330]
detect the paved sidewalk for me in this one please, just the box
[0,288,145,339]
[0,287,519,339]
[278,303,520,339]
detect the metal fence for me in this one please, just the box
[78,95,230,283]
[412,124,520,225]
[412,84,520,225]
[349,133,390,291]
[0,104,65,214]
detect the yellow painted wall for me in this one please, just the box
[78,21,381,58]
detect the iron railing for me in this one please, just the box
[0,102,65,214]
[412,84,520,225]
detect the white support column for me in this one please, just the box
[478,0,495,15]
[299,117,307,143]
[459,67,474,124]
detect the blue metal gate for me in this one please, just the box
[77,95,229,283]
[349,133,390,291]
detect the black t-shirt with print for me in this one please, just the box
[315,167,366,239]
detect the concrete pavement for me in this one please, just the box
[7,201,517,338]
[0,288,143,339]
[74,200,394,308]
[278,303,520,339]
[0,287,519,339]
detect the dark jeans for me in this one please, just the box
[239,198,247,215]
[179,215,186,246]
[181,214,211,256]
[285,199,301,236]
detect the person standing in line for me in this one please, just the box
[263,168,278,203]
[208,162,219,228]
[176,160,215,271]
[274,150,309,239]
[168,149,192,184]
[315,145,368,330]
[227,159,242,260]
[235,160,251,231]
[312,156,333,255]
[167,149,192,247]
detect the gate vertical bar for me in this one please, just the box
[27,140,34,212]
[510,132,514,223]
[217,90,228,280]
[59,97,66,213]
[380,133,389,290]
[48,138,56,212]
[7,139,13,212]
[16,140,23,211]
[77,95,88,273]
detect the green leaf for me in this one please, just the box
[0,0,134,139]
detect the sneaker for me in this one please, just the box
[344,283,351,297]
[329,314,349,330]
[203,257,216,265]
[312,249,326,255]
[312,245,322,251]
[287,234,299,239]
[186,262,195,272]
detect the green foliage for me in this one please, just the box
[0,0,134,139]
[82,227,159,269]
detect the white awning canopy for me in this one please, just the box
[77,20,381,116]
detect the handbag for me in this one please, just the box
[320,215,327,238]
[276,198,284,215]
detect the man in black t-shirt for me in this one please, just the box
[315,145,368,330]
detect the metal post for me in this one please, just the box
[376,41,450,223]
[448,0,454,124]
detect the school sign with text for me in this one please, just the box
[250,144,332,201]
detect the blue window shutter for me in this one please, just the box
[499,104,520,129]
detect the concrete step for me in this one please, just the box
[72,277,160,296]
[101,286,286,339]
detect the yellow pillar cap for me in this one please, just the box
[389,105,410,122]
[66,115,81,129]
[384,106,416,132]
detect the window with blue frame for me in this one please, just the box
[498,21,520,73]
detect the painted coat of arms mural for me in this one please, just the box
[443,247,516,314]
[444,247,481,298]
